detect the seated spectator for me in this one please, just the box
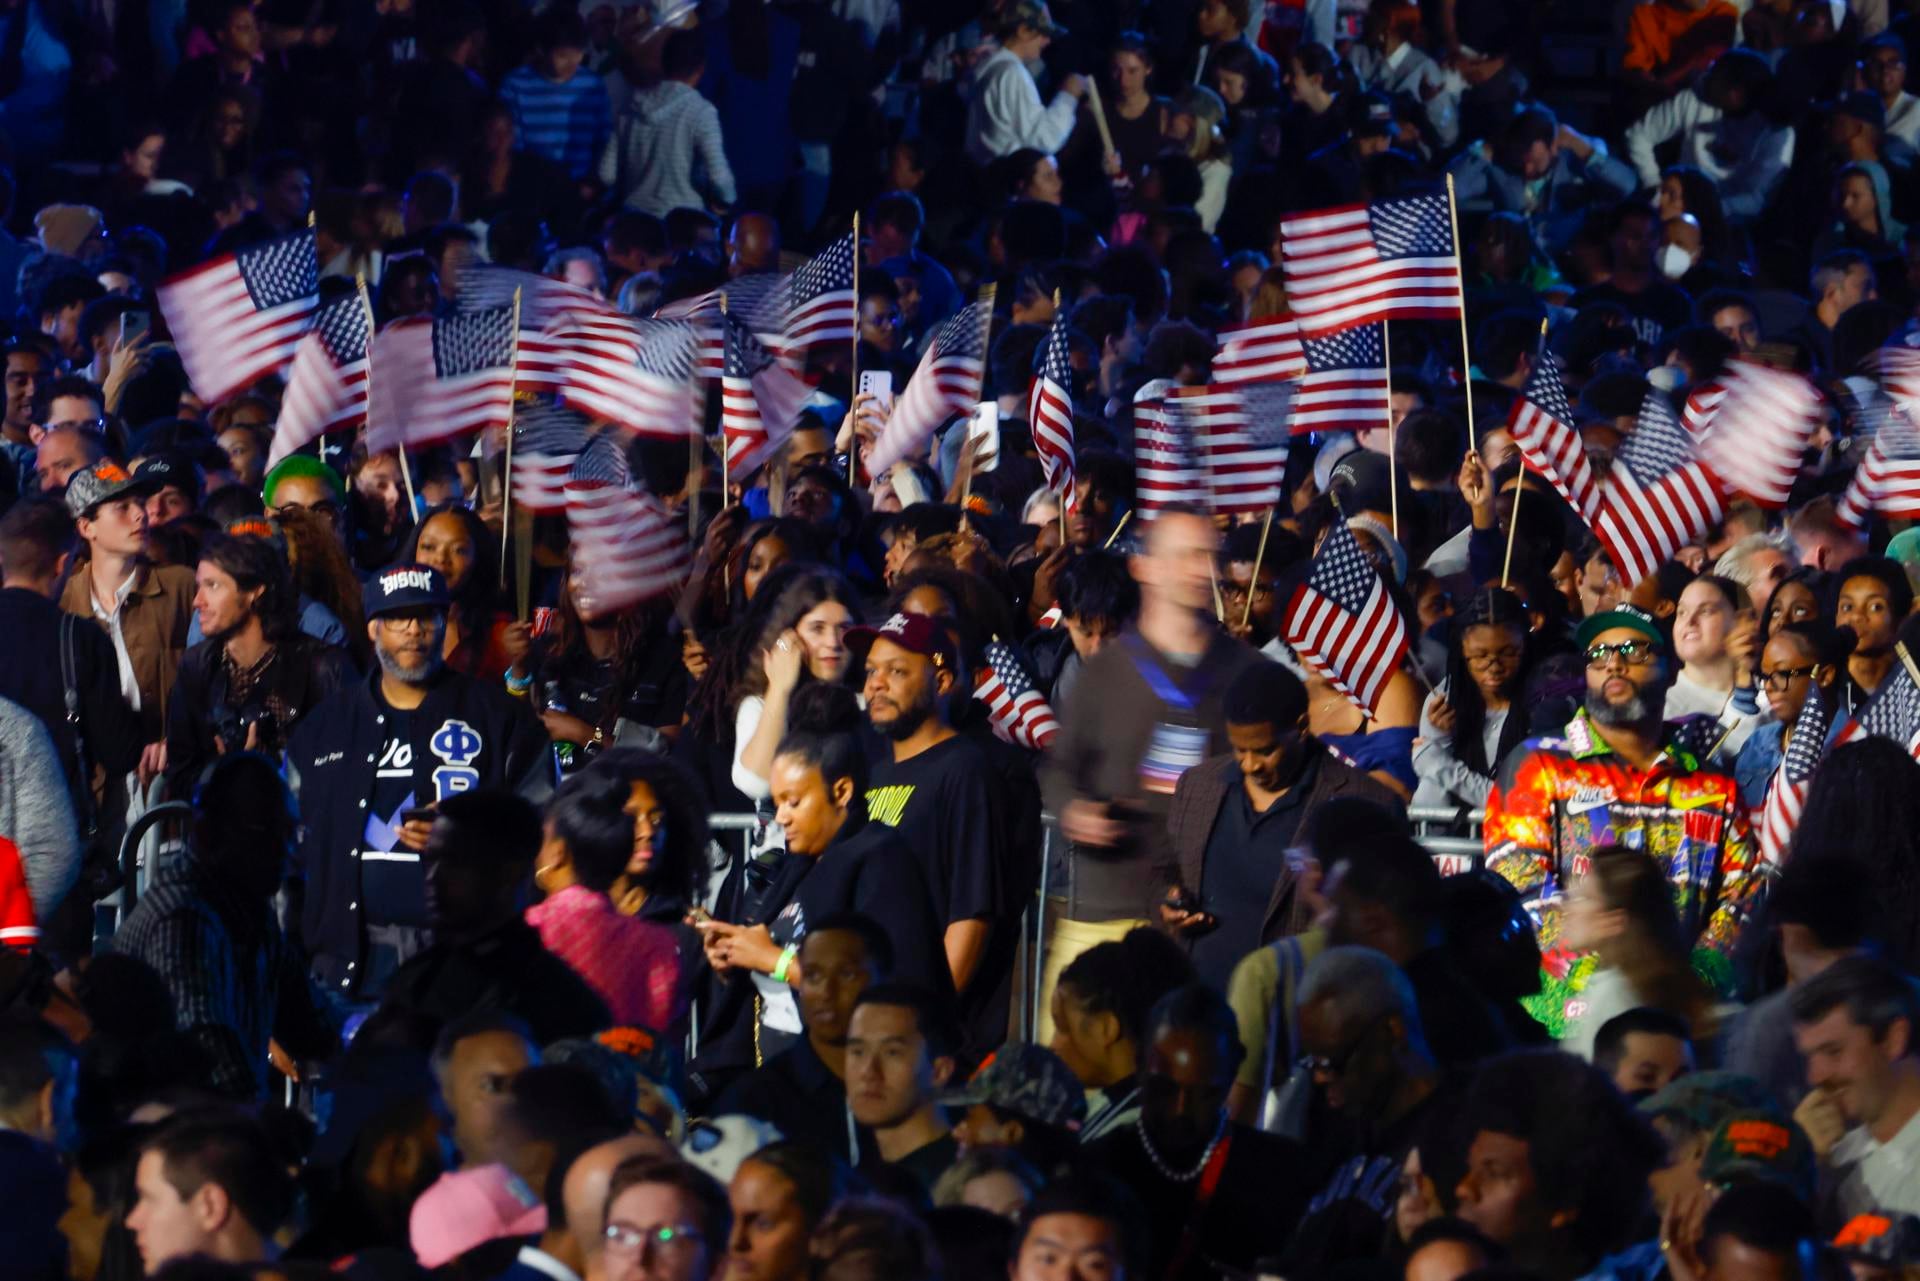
[1623,51,1791,223]
[1449,105,1637,255]
[1623,0,1739,99]
[1590,1007,1696,1096]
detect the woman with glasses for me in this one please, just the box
[1414,589,1533,809]
[1734,620,1848,811]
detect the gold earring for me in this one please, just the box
[534,862,557,892]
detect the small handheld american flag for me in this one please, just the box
[1694,361,1820,509]
[565,435,690,612]
[1278,193,1462,340]
[1213,314,1306,384]
[270,289,371,466]
[1291,322,1391,438]
[1283,517,1410,713]
[721,313,811,477]
[1757,688,1833,865]
[1506,353,1602,525]
[1838,399,1920,529]
[158,227,319,403]
[1134,379,1202,522]
[511,402,592,515]
[1593,390,1724,588]
[1028,309,1077,515]
[556,318,699,438]
[1170,384,1291,515]
[778,232,858,350]
[365,306,519,453]
[976,640,1059,751]
[1836,645,1920,760]
[867,296,992,475]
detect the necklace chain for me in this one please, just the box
[1135,1110,1227,1183]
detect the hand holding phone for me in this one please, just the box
[858,369,894,413]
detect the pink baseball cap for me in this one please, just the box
[409,1164,549,1269]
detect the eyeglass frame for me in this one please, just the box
[1584,639,1661,669]
[603,1221,706,1257]
[1759,663,1824,692]
[1295,1018,1385,1081]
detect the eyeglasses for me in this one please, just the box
[604,1222,704,1257]
[1760,664,1821,692]
[1296,1020,1381,1080]
[1585,639,1659,668]
[375,613,441,632]
[1463,648,1523,669]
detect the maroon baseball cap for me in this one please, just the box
[846,611,960,671]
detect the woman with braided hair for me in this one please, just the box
[1048,926,1197,1142]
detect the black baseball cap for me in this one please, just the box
[363,563,451,619]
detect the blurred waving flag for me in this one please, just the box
[565,435,689,611]
[1134,378,1202,522]
[1506,353,1602,524]
[1837,637,1920,759]
[1214,314,1306,384]
[555,317,699,437]
[1278,193,1462,339]
[511,402,592,514]
[1593,390,1724,587]
[976,640,1059,751]
[1758,686,1833,865]
[778,232,858,350]
[1695,361,1819,508]
[269,290,371,466]
[1681,381,1727,435]
[366,307,518,453]
[1171,383,1292,515]
[1290,322,1391,437]
[1028,310,1078,515]
[867,297,992,474]
[158,227,318,403]
[720,313,811,476]
[1283,515,1410,713]
[1839,399,1920,529]
[457,263,623,326]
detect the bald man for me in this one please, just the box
[728,212,779,279]
[563,1133,677,1280]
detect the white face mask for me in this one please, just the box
[1658,243,1696,280]
[1648,363,1689,396]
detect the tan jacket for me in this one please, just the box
[60,561,195,743]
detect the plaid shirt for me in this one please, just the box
[113,857,336,1098]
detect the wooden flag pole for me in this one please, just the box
[1446,173,1475,446]
[1103,509,1132,548]
[500,286,521,593]
[1086,79,1117,170]
[1242,506,1274,630]
[1209,555,1225,622]
[1383,319,1398,539]
[848,212,861,487]
[357,275,412,517]
[1500,317,1549,590]
[719,293,730,506]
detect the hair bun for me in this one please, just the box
[786,681,863,736]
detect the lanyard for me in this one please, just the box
[1122,634,1221,716]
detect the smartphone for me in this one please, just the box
[400,806,437,826]
[119,310,150,346]
[968,401,1000,473]
[858,369,893,413]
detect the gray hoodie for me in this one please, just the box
[599,80,737,218]
[0,695,79,926]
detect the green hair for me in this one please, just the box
[262,455,345,507]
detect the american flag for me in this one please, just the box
[867,297,991,474]
[1278,193,1462,340]
[1028,310,1077,515]
[976,640,1059,751]
[778,233,858,350]
[1506,353,1602,524]
[1290,322,1391,437]
[1836,647,1920,759]
[1839,401,1920,528]
[721,313,810,477]
[365,307,519,452]
[511,402,591,514]
[269,290,371,466]
[1171,383,1292,515]
[565,435,690,611]
[1758,686,1833,865]
[1283,515,1411,713]
[456,265,633,394]
[658,274,790,377]
[1695,361,1819,508]
[1681,381,1726,435]
[157,227,318,403]
[1593,390,1724,588]
[1214,315,1307,384]
[556,318,699,437]
[1134,378,1201,521]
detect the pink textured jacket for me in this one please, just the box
[526,885,683,1033]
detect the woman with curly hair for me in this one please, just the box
[277,506,369,669]
[402,503,520,682]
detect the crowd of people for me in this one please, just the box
[19,0,1920,1277]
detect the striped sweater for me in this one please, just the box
[498,64,612,180]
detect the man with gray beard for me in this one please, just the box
[1481,603,1762,999]
[286,563,548,1002]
